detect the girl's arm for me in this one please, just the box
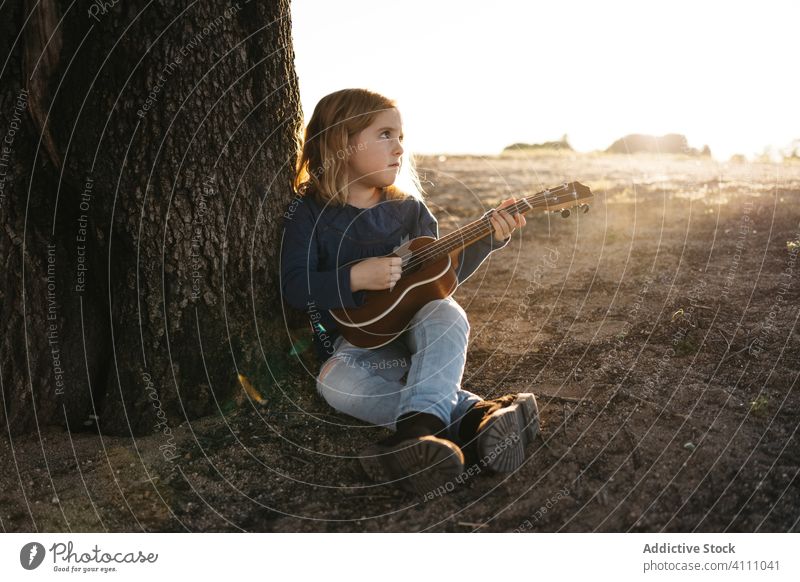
[280,199,364,311]
[417,201,511,284]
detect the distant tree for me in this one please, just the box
[781,139,800,160]
[503,134,573,152]
[605,133,708,156]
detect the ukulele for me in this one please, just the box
[330,181,594,348]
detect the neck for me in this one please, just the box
[346,185,382,209]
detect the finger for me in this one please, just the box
[390,257,403,267]
[496,210,509,238]
[498,210,516,230]
[491,215,509,239]
[508,213,520,231]
[498,197,516,210]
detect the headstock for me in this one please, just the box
[522,181,594,217]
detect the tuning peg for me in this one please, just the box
[580,204,590,213]
[560,208,571,218]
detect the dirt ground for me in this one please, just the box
[2,152,799,532]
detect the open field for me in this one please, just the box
[2,152,799,532]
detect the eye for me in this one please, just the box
[381,131,404,142]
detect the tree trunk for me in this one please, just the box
[0,0,302,436]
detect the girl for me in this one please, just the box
[281,88,540,496]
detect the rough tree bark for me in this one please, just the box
[0,0,302,436]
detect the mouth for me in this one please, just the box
[389,163,400,168]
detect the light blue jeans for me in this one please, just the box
[316,298,483,443]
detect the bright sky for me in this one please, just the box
[291,0,798,160]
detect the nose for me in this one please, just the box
[394,139,404,157]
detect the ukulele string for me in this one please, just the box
[423,183,586,260]
[402,196,538,271]
[415,186,571,255]
[402,186,571,271]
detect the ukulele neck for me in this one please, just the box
[423,197,534,262]
[404,181,591,271]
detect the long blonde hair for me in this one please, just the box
[294,88,425,205]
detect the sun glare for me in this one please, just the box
[292,0,799,160]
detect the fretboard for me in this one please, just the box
[414,194,538,264]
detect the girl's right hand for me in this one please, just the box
[350,256,403,291]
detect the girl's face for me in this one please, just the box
[346,108,404,191]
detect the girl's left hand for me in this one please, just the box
[490,198,526,241]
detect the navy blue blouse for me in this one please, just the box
[280,190,508,361]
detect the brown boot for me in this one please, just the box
[458,393,539,473]
[359,411,465,496]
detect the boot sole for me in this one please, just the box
[359,435,465,496]
[477,392,539,473]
